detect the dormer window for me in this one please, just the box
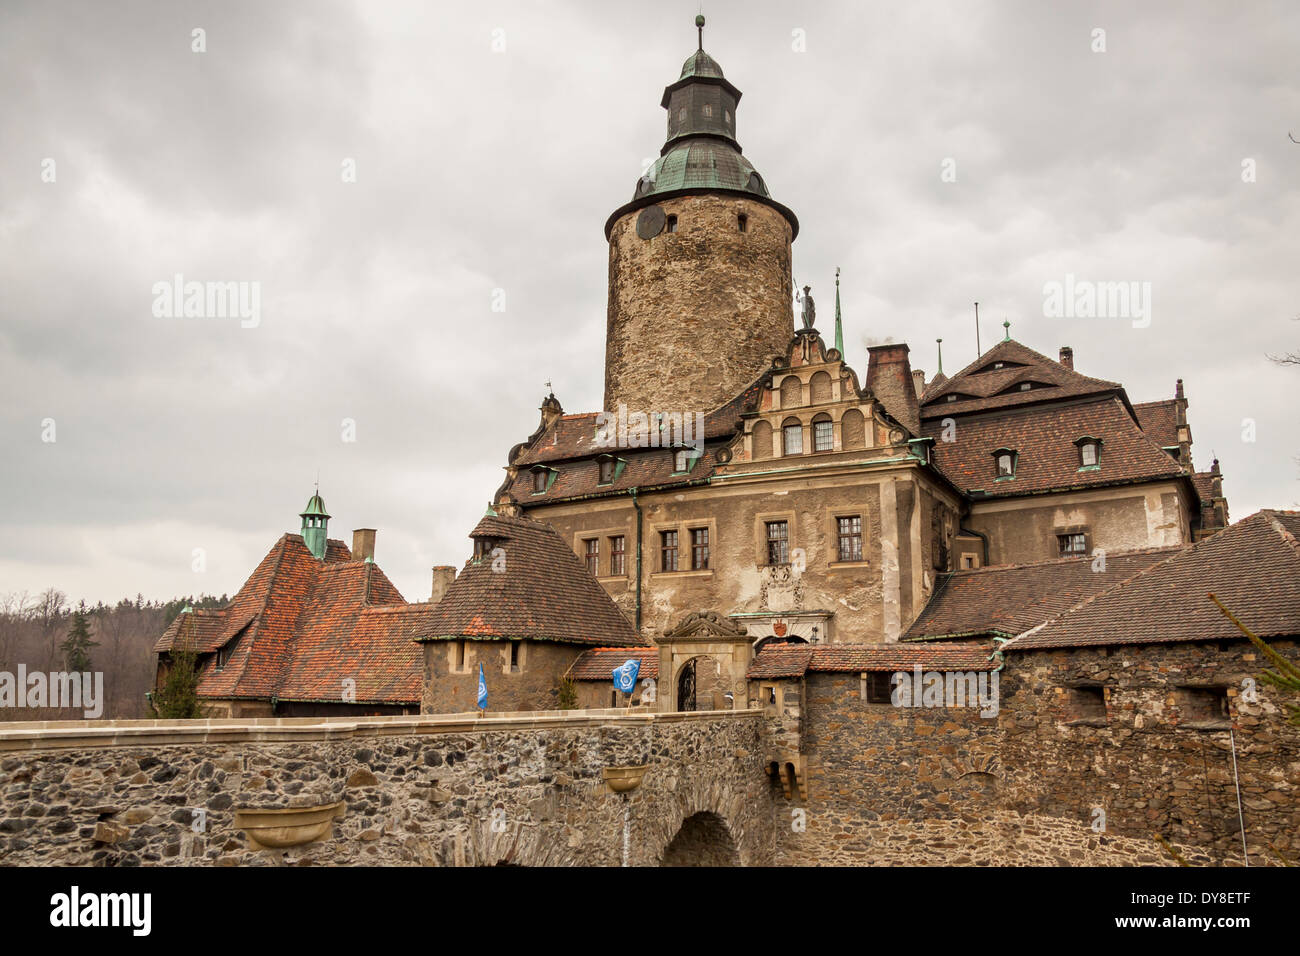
[1075,437,1102,469]
[673,448,695,473]
[598,457,616,485]
[474,535,506,560]
[1019,382,1032,391]
[947,394,958,402]
[530,467,552,494]
[994,448,1017,479]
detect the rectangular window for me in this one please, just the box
[1081,443,1098,467]
[783,424,803,456]
[766,521,789,565]
[866,672,893,703]
[837,515,862,562]
[1176,686,1230,727]
[585,538,599,575]
[691,528,710,570]
[599,459,615,484]
[1057,533,1087,557]
[532,469,548,493]
[509,641,521,673]
[814,420,833,452]
[454,641,466,671]
[609,535,625,576]
[661,530,679,572]
[1066,686,1106,722]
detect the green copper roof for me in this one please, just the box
[635,139,769,200]
[300,493,329,518]
[680,49,724,80]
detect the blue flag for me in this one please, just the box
[612,659,641,694]
[477,662,487,710]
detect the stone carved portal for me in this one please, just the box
[660,811,740,867]
[658,612,754,714]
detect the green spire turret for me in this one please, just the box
[299,487,330,560]
[833,267,844,357]
[1002,319,1011,342]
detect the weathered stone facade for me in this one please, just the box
[0,711,774,867]
[420,640,583,715]
[766,640,1299,866]
[604,194,793,415]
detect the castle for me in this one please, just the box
[137,19,1298,867]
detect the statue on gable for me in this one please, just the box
[797,285,816,330]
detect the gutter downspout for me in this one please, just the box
[631,487,643,634]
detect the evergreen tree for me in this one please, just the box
[154,648,203,719]
[59,601,98,672]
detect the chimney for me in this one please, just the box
[911,368,926,396]
[352,528,376,563]
[865,343,920,435]
[430,566,456,604]
[1058,346,1073,370]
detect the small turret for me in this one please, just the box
[299,489,330,560]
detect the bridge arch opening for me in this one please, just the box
[660,811,741,867]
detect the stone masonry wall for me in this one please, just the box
[0,710,773,867]
[605,194,793,416]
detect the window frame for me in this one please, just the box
[609,535,626,577]
[993,448,1017,479]
[782,420,804,456]
[690,527,710,570]
[765,520,790,566]
[584,537,600,576]
[1057,531,1088,557]
[836,514,863,563]
[660,529,679,572]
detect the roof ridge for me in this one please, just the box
[946,544,1185,577]
[1002,545,1188,649]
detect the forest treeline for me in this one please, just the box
[0,588,228,720]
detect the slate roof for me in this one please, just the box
[1006,510,1300,650]
[903,548,1180,642]
[568,647,660,681]
[417,514,640,647]
[748,642,996,678]
[155,534,429,706]
[920,339,1123,419]
[922,396,1185,497]
[1133,398,1180,449]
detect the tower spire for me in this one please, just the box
[1003,318,1011,342]
[696,13,704,51]
[936,337,944,375]
[834,267,844,357]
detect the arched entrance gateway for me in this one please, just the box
[657,611,754,713]
[660,811,741,866]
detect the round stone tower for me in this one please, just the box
[603,17,799,416]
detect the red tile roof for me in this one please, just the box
[904,548,1180,641]
[920,340,1123,419]
[922,396,1185,497]
[155,534,429,706]
[1006,510,1300,650]
[567,646,659,681]
[417,514,641,647]
[748,642,997,678]
[1133,398,1180,450]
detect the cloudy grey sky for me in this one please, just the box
[2,0,1297,606]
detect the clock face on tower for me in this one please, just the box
[636,204,666,239]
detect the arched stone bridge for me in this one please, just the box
[0,710,774,866]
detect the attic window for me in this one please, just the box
[474,536,506,560]
[598,458,616,485]
[666,215,678,233]
[531,468,549,494]
[947,394,958,402]
[1076,438,1102,468]
[673,448,696,473]
[1019,382,1032,391]
[994,449,1017,479]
